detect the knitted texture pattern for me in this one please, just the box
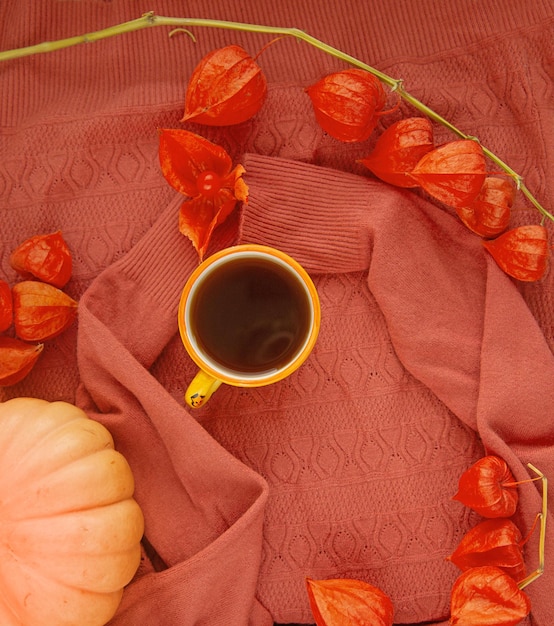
[1,1,553,625]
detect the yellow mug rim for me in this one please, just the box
[178,244,320,387]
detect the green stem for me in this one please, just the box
[1,11,552,223]
[518,463,547,590]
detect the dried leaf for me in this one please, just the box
[306,69,388,142]
[453,456,518,518]
[0,336,44,386]
[455,177,513,238]
[13,281,78,342]
[0,280,13,333]
[10,231,72,288]
[450,566,531,626]
[360,117,434,187]
[182,44,267,126]
[411,140,486,208]
[483,224,549,282]
[447,519,526,581]
[306,577,394,626]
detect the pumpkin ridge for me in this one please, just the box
[3,449,135,520]
[8,542,141,592]
[0,398,143,626]
[0,553,125,626]
[2,416,114,481]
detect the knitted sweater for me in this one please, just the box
[1,1,553,624]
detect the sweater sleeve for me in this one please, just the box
[76,197,273,626]
[238,153,554,624]
[75,154,552,625]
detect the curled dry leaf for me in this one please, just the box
[453,455,518,518]
[456,177,513,238]
[182,44,267,126]
[483,224,549,282]
[13,281,78,342]
[0,280,13,333]
[10,231,72,288]
[306,69,388,142]
[359,117,434,187]
[159,128,248,260]
[0,337,44,386]
[447,518,526,582]
[306,577,394,626]
[410,140,487,208]
[450,566,531,626]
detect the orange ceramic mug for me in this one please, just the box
[178,244,320,408]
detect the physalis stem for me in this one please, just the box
[0,11,552,223]
[518,463,547,590]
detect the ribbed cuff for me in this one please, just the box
[238,153,410,274]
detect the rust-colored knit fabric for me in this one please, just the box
[1,1,553,624]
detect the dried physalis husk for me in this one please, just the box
[483,224,549,282]
[453,455,519,518]
[455,176,513,238]
[410,140,487,208]
[306,69,388,142]
[10,231,73,288]
[450,566,531,626]
[306,577,394,626]
[13,281,78,342]
[0,279,13,333]
[182,45,267,126]
[0,337,44,386]
[359,117,434,187]
[447,518,526,582]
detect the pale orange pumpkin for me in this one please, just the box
[0,397,144,626]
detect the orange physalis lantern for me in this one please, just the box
[0,337,44,387]
[10,231,73,289]
[13,281,78,342]
[182,45,267,126]
[158,128,248,260]
[453,456,519,518]
[455,176,513,238]
[450,566,531,626]
[447,518,526,582]
[0,280,13,333]
[360,117,434,187]
[306,69,388,142]
[410,140,486,208]
[454,455,518,517]
[306,577,394,626]
[483,224,549,282]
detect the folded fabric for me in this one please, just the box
[2,1,553,624]
[75,154,551,624]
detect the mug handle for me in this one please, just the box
[185,370,222,408]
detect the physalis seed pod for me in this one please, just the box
[410,140,486,208]
[447,518,526,582]
[453,455,518,518]
[306,577,394,626]
[456,176,513,238]
[0,280,13,333]
[483,224,549,282]
[182,45,267,126]
[10,231,72,288]
[13,281,78,342]
[0,337,44,386]
[306,69,388,142]
[450,566,530,626]
[359,117,434,187]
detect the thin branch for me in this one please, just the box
[518,463,547,590]
[1,11,552,222]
